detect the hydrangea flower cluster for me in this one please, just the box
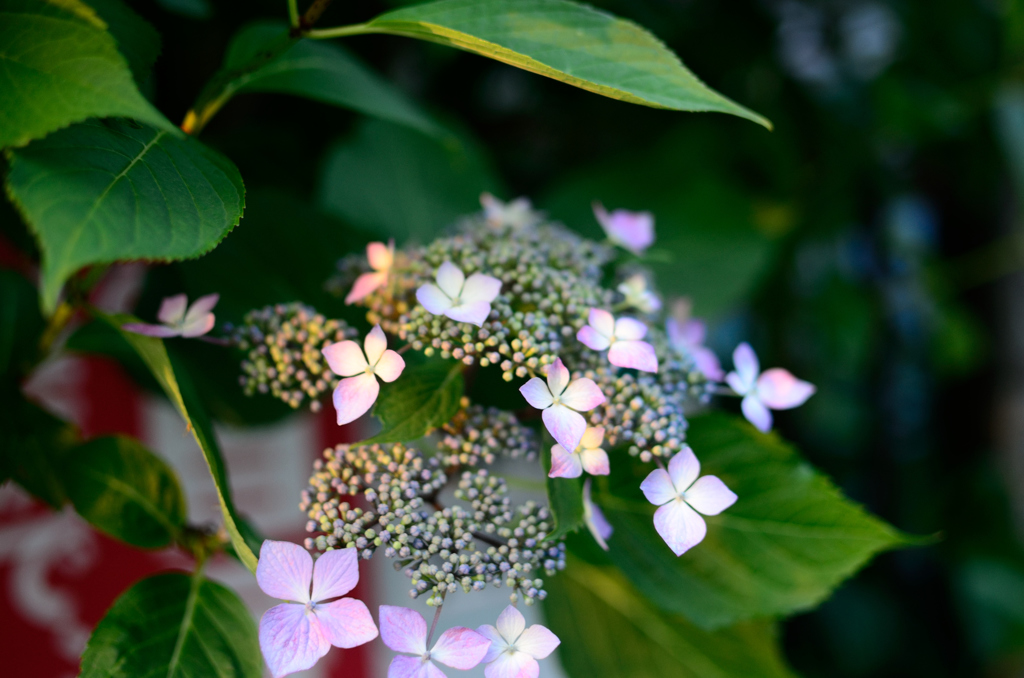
[301,441,565,607]
[230,195,818,678]
[229,303,355,411]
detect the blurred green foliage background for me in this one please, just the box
[7,0,1024,674]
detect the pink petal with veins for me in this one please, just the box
[741,395,772,432]
[417,284,453,315]
[546,358,570,397]
[388,655,442,678]
[756,368,816,410]
[347,271,386,304]
[495,605,525,643]
[587,308,615,338]
[608,340,658,373]
[684,476,738,516]
[548,444,583,478]
[640,468,677,506]
[332,373,380,426]
[259,603,330,678]
[613,317,647,341]
[516,624,560,659]
[436,261,465,298]
[461,273,502,304]
[542,405,586,456]
[576,325,610,351]
[257,540,312,603]
[315,598,378,648]
[364,325,388,365]
[558,378,605,412]
[379,605,427,655]
[580,448,609,476]
[374,350,405,383]
[445,301,492,326]
[430,626,491,669]
[654,500,708,556]
[322,340,368,377]
[667,446,700,492]
[476,624,505,663]
[310,547,359,602]
[519,377,553,409]
[485,652,538,678]
[157,294,188,325]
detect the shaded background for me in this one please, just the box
[5,0,1024,675]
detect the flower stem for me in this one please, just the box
[426,600,444,647]
[305,23,375,39]
[286,0,299,27]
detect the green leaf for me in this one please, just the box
[541,439,584,540]
[364,359,464,444]
[5,118,245,313]
[0,0,175,148]
[318,119,500,243]
[62,435,186,549]
[354,0,769,128]
[198,21,441,138]
[85,0,162,83]
[95,310,259,573]
[597,412,911,629]
[0,269,44,378]
[0,384,77,507]
[544,559,797,678]
[80,571,262,678]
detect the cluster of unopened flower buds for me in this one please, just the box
[437,400,539,466]
[301,441,565,605]
[227,303,355,411]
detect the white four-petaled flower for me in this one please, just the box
[322,325,405,426]
[549,426,609,479]
[123,293,219,338]
[725,342,816,433]
[593,202,655,255]
[380,605,491,678]
[256,540,378,678]
[583,478,613,551]
[519,358,606,456]
[666,299,723,382]
[577,308,658,373]
[346,240,395,304]
[640,446,738,556]
[416,261,502,327]
[477,605,560,678]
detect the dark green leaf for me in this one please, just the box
[95,310,259,573]
[0,0,174,148]
[364,359,464,443]
[5,118,245,313]
[357,0,769,127]
[545,559,797,678]
[0,269,44,378]
[85,0,162,83]
[80,571,261,678]
[541,439,584,540]
[318,119,501,243]
[0,385,77,507]
[598,412,911,629]
[207,22,441,138]
[62,435,186,549]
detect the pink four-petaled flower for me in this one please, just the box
[548,426,609,479]
[322,324,406,426]
[577,308,658,373]
[593,202,655,255]
[380,605,491,678]
[477,605,560,678]
[519,358,606,455]
[640,446,738,556]
[256,540,378,678]
[123,293,219,338]
[346,240,395,304]
[416,261,502,327]
[725,342,816,432]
